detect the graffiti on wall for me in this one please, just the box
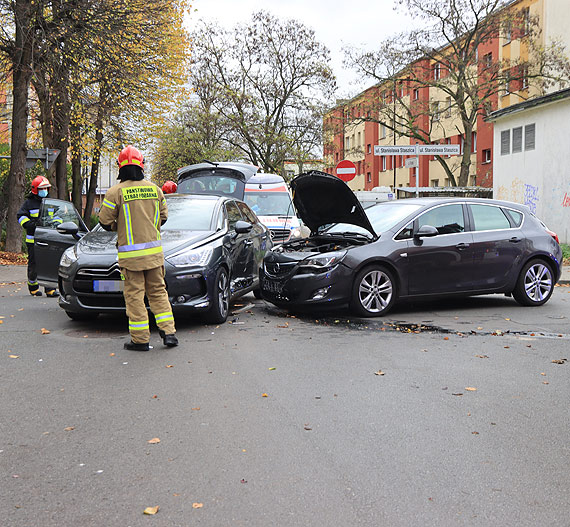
[562,193,570,207]
[495,178,539,212]
[524,184,539,214]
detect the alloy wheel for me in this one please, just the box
[358,269,393,313]
[524,263,552,302]
[217,270,229,318]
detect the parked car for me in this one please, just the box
[33,194,272,323]
[243,172,306,243]
[260,171,562,317]
[176,161,259,199]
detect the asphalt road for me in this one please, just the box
[1,265,569,526]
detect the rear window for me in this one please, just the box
[504,208,523,227]
[244,191,294,216]
[178,175,245,199]
[161,198,217,231]
[470,204,511,231]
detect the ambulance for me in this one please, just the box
[243,173,305,244]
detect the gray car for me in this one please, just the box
[260,171,562,317]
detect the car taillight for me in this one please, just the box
[546,228,559,244]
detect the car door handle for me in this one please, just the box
[455,243,470,250]
[509,237,522,243]
[36,241,48,247]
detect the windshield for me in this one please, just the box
[244,191,295,216]
[325,202,423,236]
[161,198,217,231]
[177,175,245,199]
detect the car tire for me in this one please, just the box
[512,259,554,307]
[205,267,230,324]
[65,311,98,321]
[350,264,397,317]
[253,288,263,299]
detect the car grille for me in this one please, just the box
[270,228,291,242]
[264,261,296,278]
[73,264,122,293]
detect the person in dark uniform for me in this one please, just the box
[17,176,58,297]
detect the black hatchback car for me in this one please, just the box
[260,172,562,317]
[33,194,271,323]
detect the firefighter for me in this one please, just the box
[161,180,177,194]
[17,176,58,297]
[98,146,178,351]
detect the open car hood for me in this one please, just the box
[291,171,377,237]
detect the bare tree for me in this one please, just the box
[191,11,335,174]
[343,0,570,186]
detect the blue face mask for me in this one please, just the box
[38,189,48,198]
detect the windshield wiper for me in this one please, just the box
[321,231,373,240]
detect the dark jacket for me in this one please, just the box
[17,194,43,242]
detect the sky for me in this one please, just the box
[185,0,416,98]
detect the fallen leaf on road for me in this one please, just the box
[166,365,174,368]
[452,393,463,396]
[304,425,312,430]
[475,355,489,359]
[192,503,203,509]
[152,395,158,399]
[268,367,276,370]
[504,346,510,349]
[374,370,385,376]
[543,381,550,385]
[465,387,477,391]
[477,327,483,330]
[9,355,19,359]
[191,407,200,411]
[40,328,50,334]
[276,323,289,328]
[18,308,24,311]
[443,337,449,340]
[505,318,511,321]
[472,431,479,435]
[261,393,268,397]
[147,438,160,444]
[64,427,75,431]
[109,353,115,357]
[240,479,247,483]
[143,506,159,515]
[551,359,567,364]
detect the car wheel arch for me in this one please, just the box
[351,258,402,294]
[514,254,558,289]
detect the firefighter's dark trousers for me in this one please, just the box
[122,266,176,344]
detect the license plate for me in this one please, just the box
[262,278,284,294]
[93,280,124,293]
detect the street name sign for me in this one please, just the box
[374,144,461,156]
[335,159,357,182]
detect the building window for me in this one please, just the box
[431,179,439,187]
[433,63,441,80]
[380,123,386,139]
[367,172,371,182]
[432,101,440,121]
[345,137,350,149]
[357,132,361,146]
[504,21,512,44]
[484,52,492,68]
[472,131,477,153]
[413,88,419,100]
[521,66,529,90]
[482,148,491,164]
[501,130,511,155]
[522,7,531,36]
[525,123,536,150]
[512,126,523,153]
[503,72,511,95]
[382,156,386,171]
[367,144,371,154]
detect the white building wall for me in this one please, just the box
[544,0,570,94]
[493,96,570,243]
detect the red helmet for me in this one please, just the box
[117,145,144,170]
[162,180,177,194]
[31,176,51,195]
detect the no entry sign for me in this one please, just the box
[335,159,356,182]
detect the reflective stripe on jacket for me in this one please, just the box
[98,180,168,271]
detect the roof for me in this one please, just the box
[486,87,570,121]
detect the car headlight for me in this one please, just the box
[299,250,347,272]
[60,246,78,268]
[167,246,213,268]
[291,227,302,238]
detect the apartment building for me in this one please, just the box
[324,0,566,192]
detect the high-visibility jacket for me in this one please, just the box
[99,180,168,271]
[17,194,43,244]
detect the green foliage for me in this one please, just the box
[561,244,570,263]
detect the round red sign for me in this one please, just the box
[335,159,356,182]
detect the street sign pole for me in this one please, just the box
[415,143,419,198]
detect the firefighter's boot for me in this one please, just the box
[45,289,58,298]
[159,330,178,347]
[28,284,42,297]
[124,341,151,352]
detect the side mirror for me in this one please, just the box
[414,224,439,238]
[235,220,253,234]
[57,221,80,239]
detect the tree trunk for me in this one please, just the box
[84,128,104,227]
[4,1,34,253]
